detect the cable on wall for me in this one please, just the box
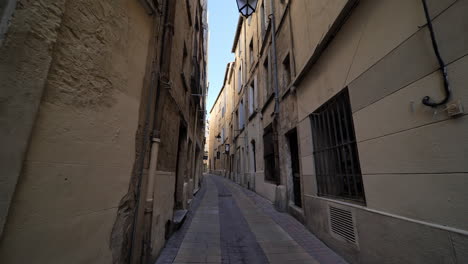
[421,0,451,108]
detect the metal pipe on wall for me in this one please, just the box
[130,0,177,262]
[146,138,161,205]
[420,0,451,107]
[269,0,280,115]
[269,0,281,186]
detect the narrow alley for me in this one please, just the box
[1,0,468,263]
[156,175,347,264]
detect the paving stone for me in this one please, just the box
[155,174,348,264]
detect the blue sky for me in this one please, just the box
[206,0,239,117]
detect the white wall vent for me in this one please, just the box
[329,206,358,245]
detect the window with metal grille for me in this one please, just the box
[310,88,365,203]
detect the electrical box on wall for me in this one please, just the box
[446,100,464,117]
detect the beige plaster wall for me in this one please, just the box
[290,0,349,75]
[295,0,468,262]
[0,0,67,237]
[151,171,176,257]
[297,0,468,225]
[0,1,153,263]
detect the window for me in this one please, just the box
[237,64,243,93]
[238,36,243,57]
[182,42,188,67]
[185,0,192,26]
[251,140,257,172]
[263,57,272,98]
[193,33,198,60]
[263,124,278,183]
[221,127,225,142]
[260,2,266,38]
[249,39,254,67]
[248,81,256,116]
[235,110,239,131]
[282,54,291,91]
[310,88,365,203]
[187,139,193,179]
[221,91,226,117]
[239,99,245,130]
[248,85,255,115]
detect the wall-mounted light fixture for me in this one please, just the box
[235,0,258,18]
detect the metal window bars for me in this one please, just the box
[310,88,366,204]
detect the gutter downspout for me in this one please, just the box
[131,0,177,262]
[242,18,250,188]
[269,0,287,212]
[141,136,160,262]
[269,0,281,186]
[128,5,166,263]
[269,0,280,116]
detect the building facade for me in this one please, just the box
[0,0,207,263]
[209,0,468,263]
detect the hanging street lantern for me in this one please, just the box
[236,0,258,18]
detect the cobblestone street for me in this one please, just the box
[156,175,347,264]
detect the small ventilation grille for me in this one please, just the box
[329,206,357,244]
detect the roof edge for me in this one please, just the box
[231,15,244,53]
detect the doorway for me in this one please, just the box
[174,123,187,209]
[287,129,302,208]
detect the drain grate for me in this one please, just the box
[329,206,357,245]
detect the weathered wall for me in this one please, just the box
[289,0,349,75]
[150,171,176,257]
[0,1,153,263]
[0,0,16,43]
[295,0,468,263]
[208,0,468,262]
[0,0,67,237]
[150,0,208,258]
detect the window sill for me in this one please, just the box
[264,179,279,186]
[248,110,257,121]
[316,193,366,206]
[280,82,294,100]
[261,93,275,114]
[237,85,244,94]
[249,60,258,74]
[234,127,245,140]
